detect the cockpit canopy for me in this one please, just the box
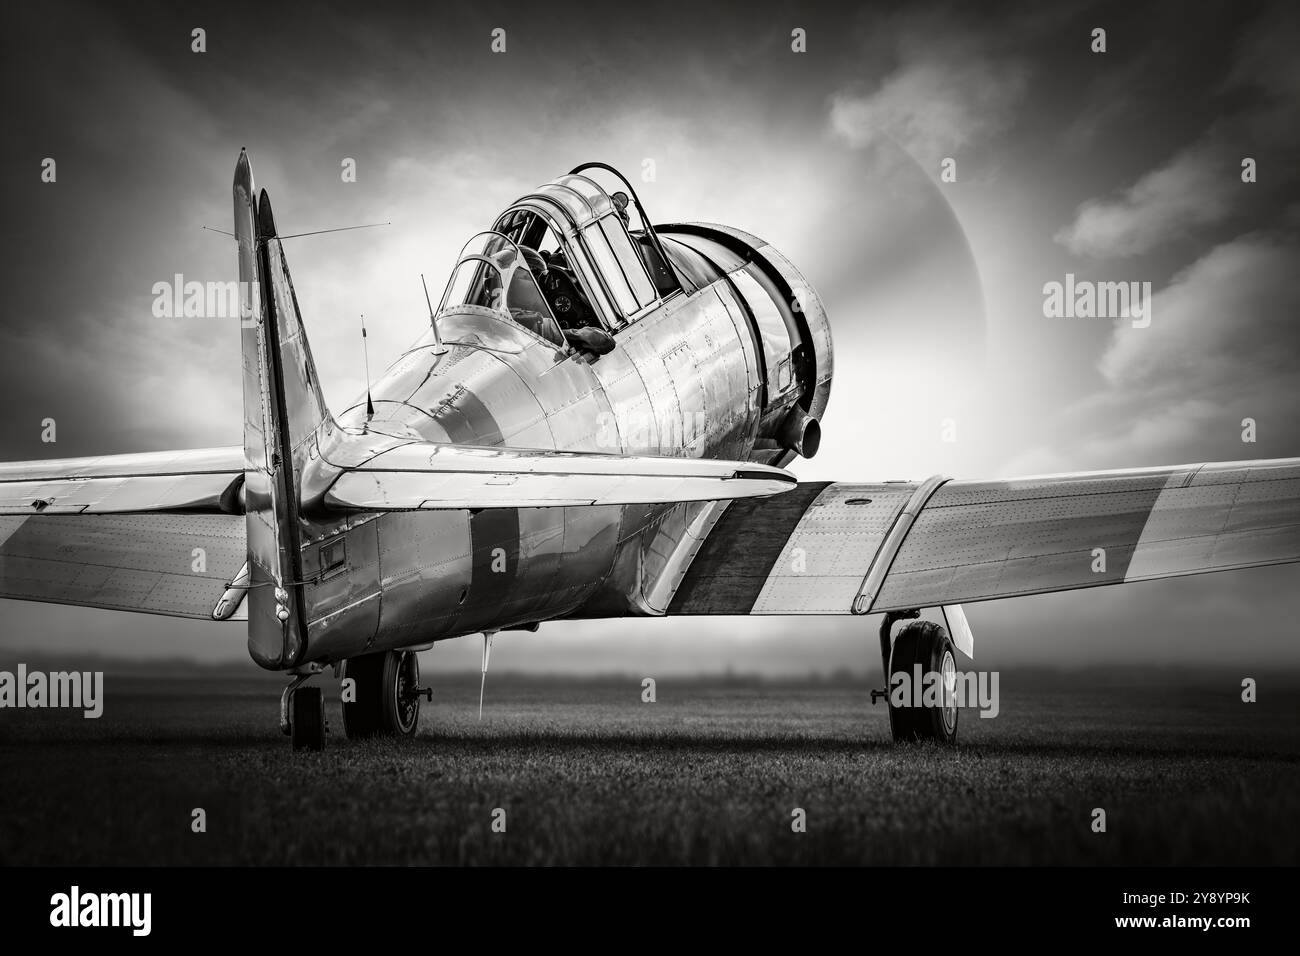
[435,164,684,352]
[437,232,565,347]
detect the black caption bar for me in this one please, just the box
[0,866,1277,943]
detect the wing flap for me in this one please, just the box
[0,513,247,620]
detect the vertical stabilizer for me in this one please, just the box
[233,149,334,668]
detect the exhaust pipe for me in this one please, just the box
[777,406,821,458]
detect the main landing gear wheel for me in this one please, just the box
[341,650,430,739]
[290,685,326,752]
[887,620,959,745]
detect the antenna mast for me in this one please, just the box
[421,274,449,355]
[360,315,374,420]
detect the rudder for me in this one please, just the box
[233,149,334,668]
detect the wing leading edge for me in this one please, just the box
[668,458,1300,615]
[318,441,796,510]
[0,446,245,515]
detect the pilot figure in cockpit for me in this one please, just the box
[518,245,612,355]
[518,246,550,287]
[527,246,595,332]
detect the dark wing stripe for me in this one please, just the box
[668,481,831,614]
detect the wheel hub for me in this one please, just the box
[394,651,420,733]
[940,649,958,734]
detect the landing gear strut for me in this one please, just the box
[874,610,959,745]
[281,668,326,752]
[341,650,431,739]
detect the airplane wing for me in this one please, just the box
[0,447,249,619]
[0,446,245,515]
[0,439,793,620]
[0,513,248,620]
[0,439,793,515]
[668,458,1300,615]
[319,441,796,510]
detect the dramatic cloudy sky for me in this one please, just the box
[1,0,1297,674]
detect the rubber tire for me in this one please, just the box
[341,651,421,739]
[291,686,326,752]
[381,650,421,737]
[887,620,959,744]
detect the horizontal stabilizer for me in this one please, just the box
[319,442,796,510]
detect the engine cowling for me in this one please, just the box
[656,223,832,464]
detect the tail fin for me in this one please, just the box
[233,149,333,668]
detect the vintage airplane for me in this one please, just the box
[1,150,1297,750]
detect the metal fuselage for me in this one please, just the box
[265,222,833,670]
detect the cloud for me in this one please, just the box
[1005,233,1300,473]
[1098,236,1298,387]
[1053,143,1236,257]
[1057,6,1300,259]
[829,28,1029,167]
[1037,8,1300,470]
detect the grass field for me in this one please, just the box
[1,667,1298,865]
